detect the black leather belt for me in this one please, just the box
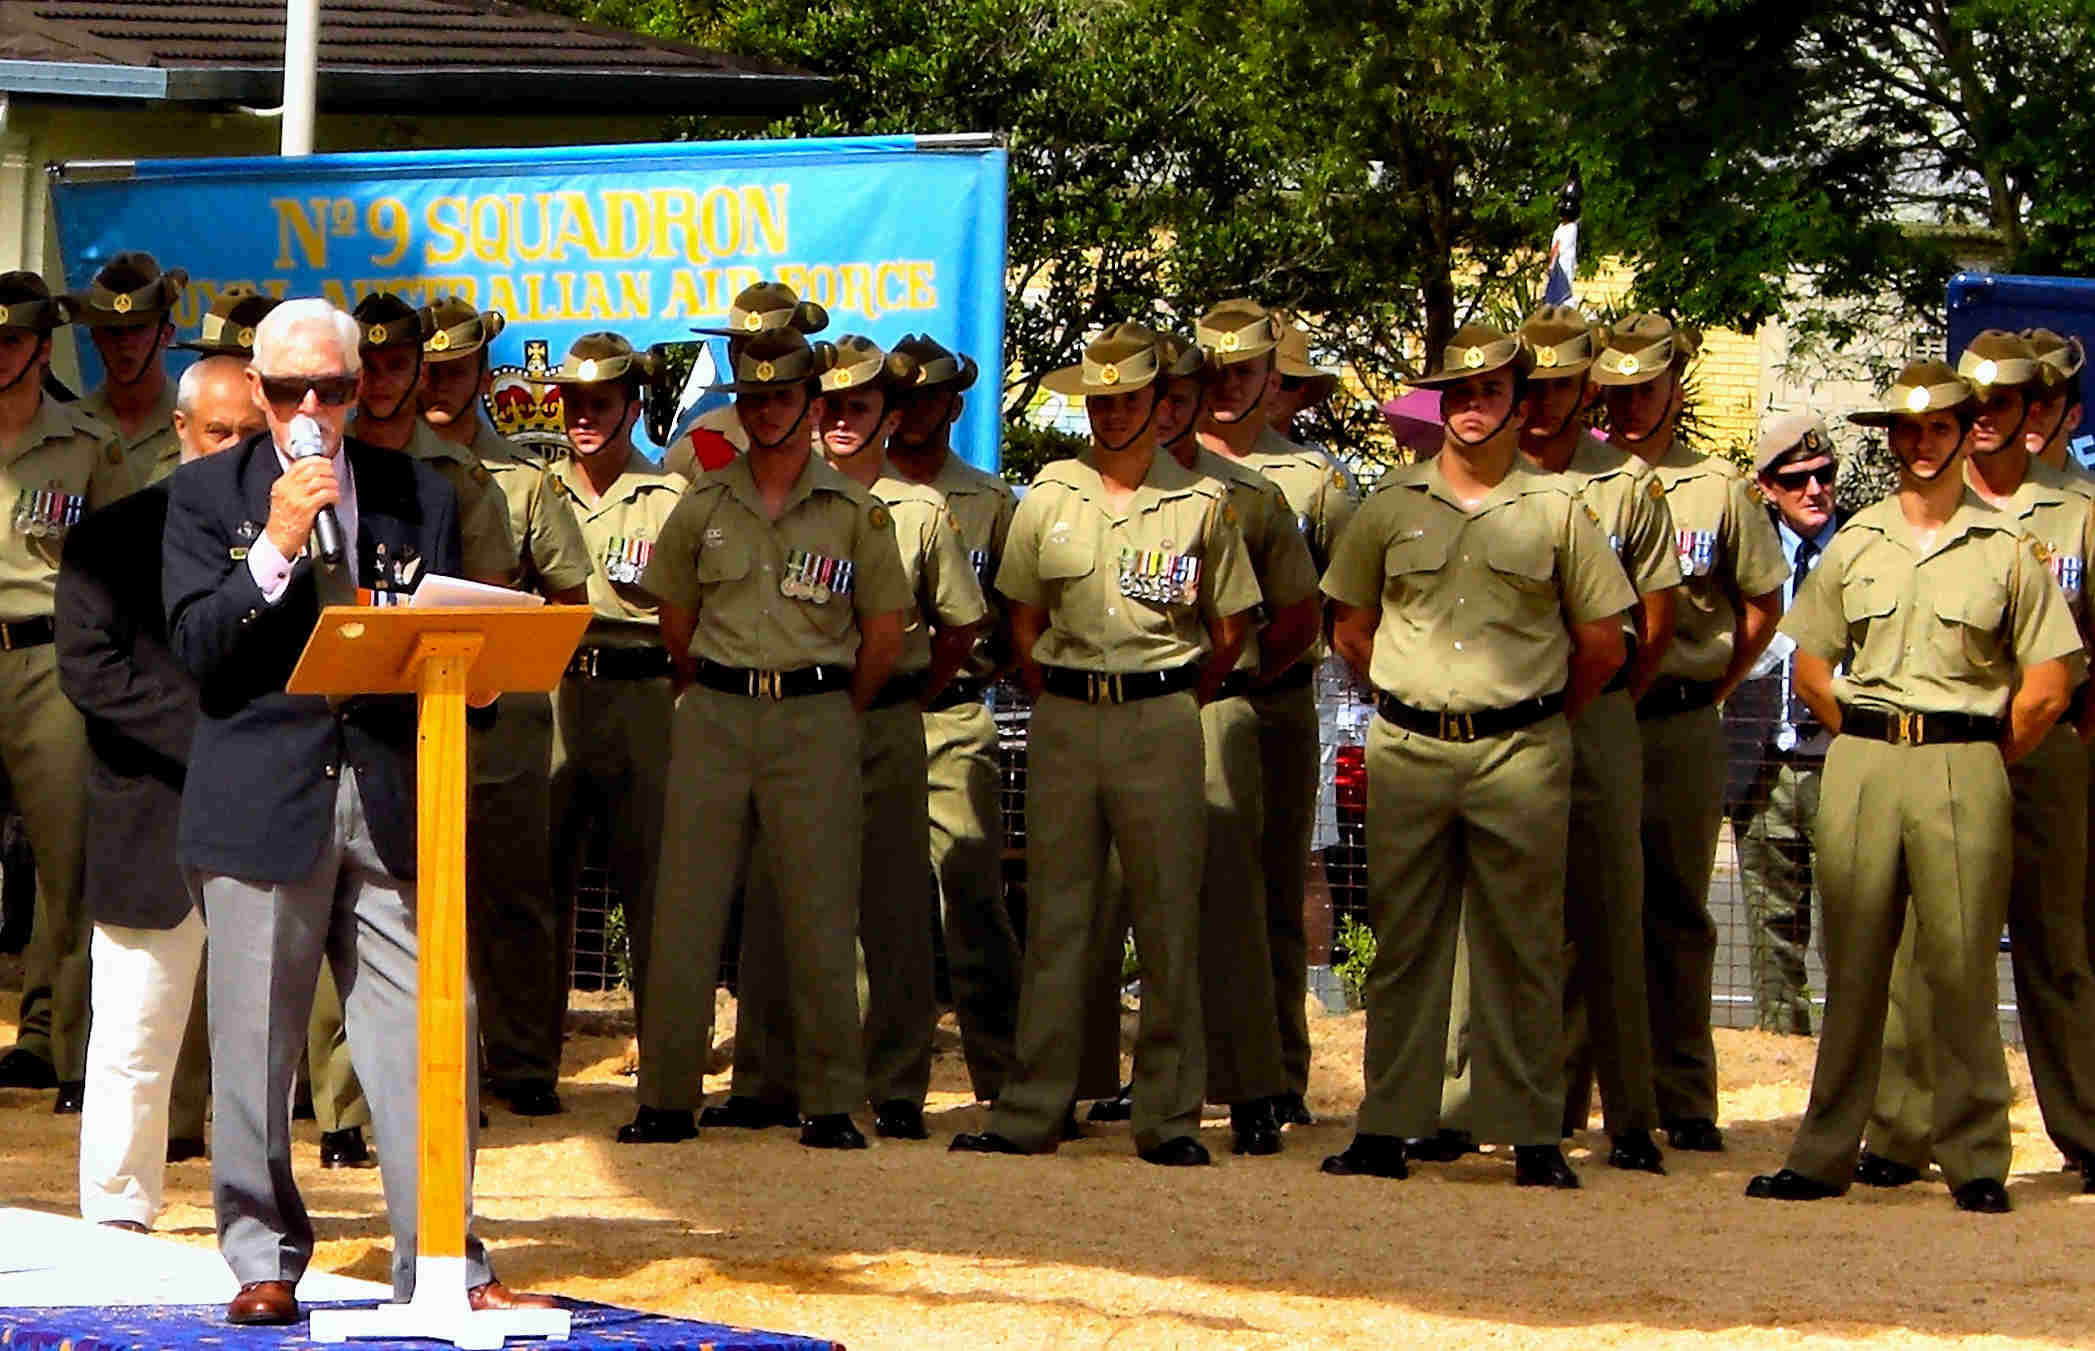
[1635,678,1719,721]
[1040,665,1198,705]
[1601,632,1641,695]
[0,616,53,651]
[1839,705,2002,747]
[867,672,924,711]
[692,657,849,700]
[1257,662,1316,693]
[1375,690,1565,742]
[922,677,988,712]
[565,645,671,680]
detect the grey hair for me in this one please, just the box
[251,298,361,377]
[174,353,250,416]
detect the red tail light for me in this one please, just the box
[1334,743,1366,813]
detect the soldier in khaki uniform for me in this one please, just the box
[69,252,185,489]
[1433,307,1679,1173]
[2023,329,2089,482]
[887,334,1025,1104]
[541,333,687,1073]
[724,335,986,1139]
[1319,323,1632,1187]
[420,297,595,1116]
[1595,314,1788,1153]
[666,282,829,480]
[1857,332,2095,1190]
[1193,298,1358,1128]
[0,271,135,1104]
[1748,360,2082,1212]
[619,328,910,1149]
[172,288,280,363]
[949,324,1259,1165]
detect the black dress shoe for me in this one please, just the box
[1405,1128,1477,1163]
[1745,1168,1841,1200]
[1321,1133,1409,1179]
[1952,1178,2011,1213]
[1138,1136,1211,1167]
[292,1088,316,1121]
[800,1113,867,1150]
[1606,1129,1665,1174]
[497,1082,563,1117]
[1061,1108,1084,1142]
[2081,1160,2095,1194]
[700,1096,800,1129]
[614,1108,696,1144]
[1514,1144,1581,1189]
[1087,1083,1134,1122]
[1854,1150,1922,1188]
[873,1100,928,1140]
[1664,1117,1724,1152]
[166,1136,207,1164]
[950,1130,1030,1155]
[320,1126,375,1167]
[1271,1092,1314,1128]
[1230,1101,1281,1156]
[52,1080,83,1115]
[0,1046,55,1089]
[226,1279,299,1326]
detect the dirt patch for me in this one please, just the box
[2,990,2087,1350]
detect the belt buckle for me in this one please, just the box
[1085,673,1122,704]
[1897,710,1925,745]
[1439,710,1475,742]
[585,648,601,679]
[751,669,782,700]
[0,623,12,652]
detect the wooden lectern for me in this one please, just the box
[288,604,594,1350]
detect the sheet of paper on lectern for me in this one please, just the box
[409,574,545,608]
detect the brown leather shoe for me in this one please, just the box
[99,1219,148,1233]
[467,1280,560,1312]
[226,1279,298,1325]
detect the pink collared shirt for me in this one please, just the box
[244,437,361,603]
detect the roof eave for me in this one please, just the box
[167,65,830,117]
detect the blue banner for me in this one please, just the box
[50,135,1008,472]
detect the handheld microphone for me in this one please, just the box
[288,414,345,565]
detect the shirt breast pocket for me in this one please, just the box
[1038,535,1097,582]
[1932,584,2008,672]
[1382,531,1448,601]
[1485,535,1557,598]
[695,536,751,585]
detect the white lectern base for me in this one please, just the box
[308,1257,571,1349]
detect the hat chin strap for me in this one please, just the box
[1618,379,1681,447]
[747,388,813,451]
[1214,364,1268,426]
[0,347,40,397]
[1095,390,1160,455]
[1446,397,1520,450]
[1968,401,2030,459]
[107,328,168,387]
[1905,442,1964,483]
[361,351,424,423]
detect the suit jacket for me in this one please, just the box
[164,432,462,884]
[55,480,197,929]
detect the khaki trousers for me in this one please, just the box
[1866,722,2095,1167]
[989,691,1207,1153]
[1360,713,1570,1144]
[1730,754,1823,1035]
[4,643,92,1080]
[638,687,863,1117]
[924,699,1022,1102]
[468,693,567,1088]
[1251,679,1321,1097]
[1783,736,2013,1190]
[1638,704,1728,1123]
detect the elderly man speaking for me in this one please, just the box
[162,299,552,1326]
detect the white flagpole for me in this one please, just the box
[282,0,319,156]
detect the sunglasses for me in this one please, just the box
[1769,462,1836,491]
[258,374,358,408]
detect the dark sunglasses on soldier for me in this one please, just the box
[258,374,358,408]
[1770,462,1836,491]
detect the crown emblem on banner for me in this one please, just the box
[484,339,567,449]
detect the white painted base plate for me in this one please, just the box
[0,1206,386,1307]
[308,1256,569,1348]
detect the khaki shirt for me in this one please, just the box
[468,419,593,597]
[919,450,1017,680]
[997,449,1261,674]
[1320,456,1636,710]
[1648,443,1790,682]
[663,404,748,482]
[0,398,132,620]
[403,422,519,584]
[870,472,988,676]
[1192,446,1319,672]
[1783,491,2083,718]
[1241,424,1357,664]
[644,451,912,670]
[1973,458,2095,662]
[79,383,179,489]
[551,451,690,646]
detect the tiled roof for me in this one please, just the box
[0,0,825,112]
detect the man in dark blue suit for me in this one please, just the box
[162,299,552,1326]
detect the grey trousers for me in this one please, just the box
[200,768,490,1299]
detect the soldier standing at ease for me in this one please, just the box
[618,328,909,1149]
[419,297,594,1117]
[886,334,1025,1105]
[950,323,1259,1164]
[70,252,184,489]
[2023,329,2088,482]
[1319,323,1631,1188]
[0,271,134,1105]
[1193,297,1357,1128]
[1595,314,1788,1153]
[719,334,984,1139]
[667,282,829,480]
[1747,359,2081,1213]
[1855,331,2095,1190]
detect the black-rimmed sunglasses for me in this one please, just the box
[258,374,358,408]
[1770,462,1836,491]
